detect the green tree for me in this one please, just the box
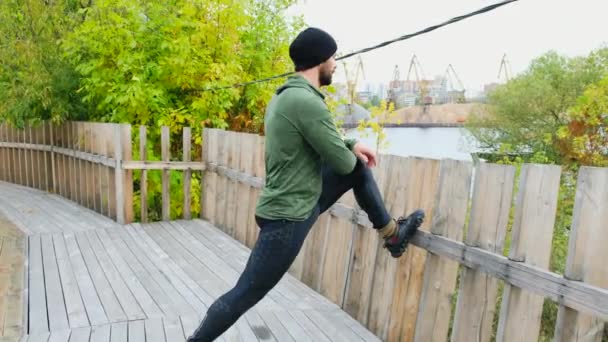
[61,0,302,133]
[467,48,608,165]
[0,0,89,127]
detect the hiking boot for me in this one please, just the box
[383,209,425,258]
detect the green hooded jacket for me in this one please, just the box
[255,75,358,221]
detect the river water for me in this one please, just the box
[344,127,481,161]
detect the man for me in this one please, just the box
[187,27,424,341]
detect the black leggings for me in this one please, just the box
[187,160,391,341]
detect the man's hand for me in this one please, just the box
[353,142,377,168]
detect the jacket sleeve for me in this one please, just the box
[297,98,357,175]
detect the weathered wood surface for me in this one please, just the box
[0,182,380,341]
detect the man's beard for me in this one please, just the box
[319,69,333,86]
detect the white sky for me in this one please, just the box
[286,0,608,96]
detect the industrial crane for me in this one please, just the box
[498,53,512,82]
[443,64,466,103]
[406,54,431,113]
[386,64,401,109]
[342,55,366,106]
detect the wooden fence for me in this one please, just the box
[1,122,607,341]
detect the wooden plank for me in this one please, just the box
[87,123,95,211]
[0,237,10,336]
[96,228,179,317]
[90,230,162,319]
[180,316,200,341]
[73,231,127,323]
[244,310,277,342]
[183,127,192,220]
[496,164,561,342]
[50,123,57,194]
[27,333,50,342]
[215,130,228,232]
[104,228,196,316]
[0,124,5,181]
[164,316,185,342]
[48,330,70,342]
[128,320,145,342]
[34,123,42,189]
[11,125,18,184]
[273,310,314,341]
[388,157,441,342]
[3,236,26,338]
[146,222,224,302]
[288,310,332,342]
[342,154,391,325]
[29,126,36,189]
[411,226,608,321]
[4,124,11,182]
[16,126,23,186]
[319,208,355,306]
[414,159,473,342]
[21,233,28,336]
[365,155,402,339]
[555,167,608,342]
[101,124,112,218]
[224,131,240,237]
[63,232,109,326]
[82,230,145,320]
[93,123,102,211]
[0,124,6,181]
[121,125,133,223]
[234,133,253,244]
[139,126,148,222]
[124,224,206,313]
[76,122,85,205]
[89,324,111,342]
[161,126,170,221]
[9,125,17,184]
[83,123,91,209]
[200,128,209,220]
[64,122,72,200]
[246,133,265,248]
[145,317,166,342]
[56,123,65,198]
[43,123,51,191]
[110,322,127,342]
[303,310,356,342]
[257,310,295,342]
[68,327,90,342]
[23,126,29,187]
[203,129,219,226]
[4,124,10,181]
[114,125,124,224]
[28,235,49,335]
[40,234,70,331]
[451,163,515,342]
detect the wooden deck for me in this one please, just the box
[0,181,381,342]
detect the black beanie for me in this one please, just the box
[289,28,338,71]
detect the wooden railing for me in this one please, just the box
[1,122,607,341]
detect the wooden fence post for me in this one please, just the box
[183,127,192,220]
[139,125,148,223]
[122,124,133,223]
[554,167,608,341]
[414,159,473,342]
[161,126,170,221]
[451,163,516,342]
[114,125,125,224]
[496,164,561,342]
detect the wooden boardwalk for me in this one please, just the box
[0,181,381,342]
